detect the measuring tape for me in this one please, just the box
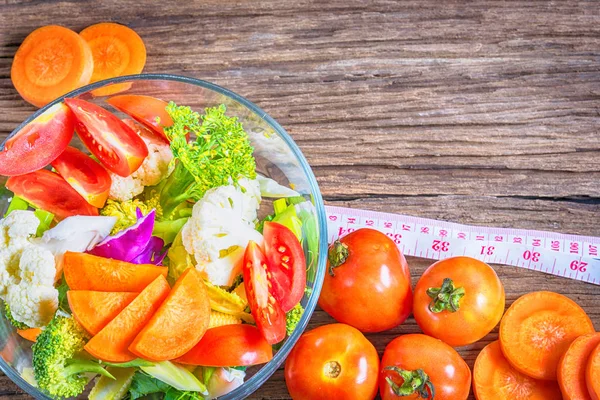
[325,205,600,286]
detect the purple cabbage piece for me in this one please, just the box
[130,236,167,265]
[88,208,165,265]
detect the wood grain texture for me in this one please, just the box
[0,0,599,399]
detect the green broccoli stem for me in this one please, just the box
[63,359,115,380]
[159,164,200,220]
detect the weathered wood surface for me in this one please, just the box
[1,0,599,398]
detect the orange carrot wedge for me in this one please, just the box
[17,328,42,343]
[11,25,94,107]
[84,275,170,363]
[63,252,167,292]
[79,23,146,97]
[129,268,210,361]
[558,333,600,400]
[68,291,139,335]
[499,291,594,381]
[587,343,600,400]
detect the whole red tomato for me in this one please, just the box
[380,334,471,400]
[318,228,412,332]
[413,256,505,347]
[285,323,380,400]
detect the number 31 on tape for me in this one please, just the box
[325,205,600,286]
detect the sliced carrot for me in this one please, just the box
[68,290,139,335]
[129,268,210,361]
[473,341,562,400]
[11,25,93,107]
[587,343,600,400]
[499,291,594,381]
[84,275,170,363]
[558,333,600,400]
[63,252,167,292]
[79,23,146,97]
[17,328,42,343]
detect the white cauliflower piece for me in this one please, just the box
[108,137,173,202]
[5,245,58,328]
[0,211,60,327]
[181,178,263,286]
[0,211,40,297]
[3,210,39,240]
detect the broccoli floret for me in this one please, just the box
[286,303,304,336]
[4,302,29,330]
[100,198,163,234]
[159,103,257,219]
[32,316,114,399]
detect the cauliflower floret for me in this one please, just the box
[181,179,263,286]
[18,246,56,287]
[3,210,39,240]
[6,284,58,328]
[108,137,173,202]
[0,211,59,327]
[7,246,58,327]
[0,211,40,297]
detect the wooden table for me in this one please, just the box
[1,1,599,399]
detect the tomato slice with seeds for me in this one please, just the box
[243,241,286,344]
[64,98,148,177]
[0,102,74,176]
[51,146,112,208]
[263,222,306,312]
[6,169,98,219]
[107,94,173,142]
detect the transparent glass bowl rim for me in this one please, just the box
[0,73,329,400]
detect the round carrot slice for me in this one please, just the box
[129,268,211,361]
[558,333,600,400]
[79,23,146,96]
[11,25,93,107]
[500,291,594,381]
[587,343,600,400]
[473,341,562,400]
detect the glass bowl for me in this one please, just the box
[0,74,328,399]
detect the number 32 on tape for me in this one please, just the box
[325,205,600,286]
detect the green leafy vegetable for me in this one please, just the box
[4,195,28,217]
[140,361,207,394]
[103,359,155,368]
[56,280,70,314]
[34,209,54,236]
[159,103,256,219]
[90,367,135,400]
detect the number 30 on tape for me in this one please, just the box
[325,205,600,285]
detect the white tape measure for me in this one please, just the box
[325,205,600,285]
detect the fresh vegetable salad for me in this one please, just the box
[0,95,316,399]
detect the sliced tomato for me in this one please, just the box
[263,222,306,312]
[107,94,173,142]
[51,146,112,208]
[175,324,273,367]
[64,98,148,177]
[243,241,286,344]
[6,170,98,219]
[0,103,74,177]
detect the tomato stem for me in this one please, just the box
[327,240,349,276]
[324,361,342,379]
[385,366,435,399]
[426,278,465,313]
